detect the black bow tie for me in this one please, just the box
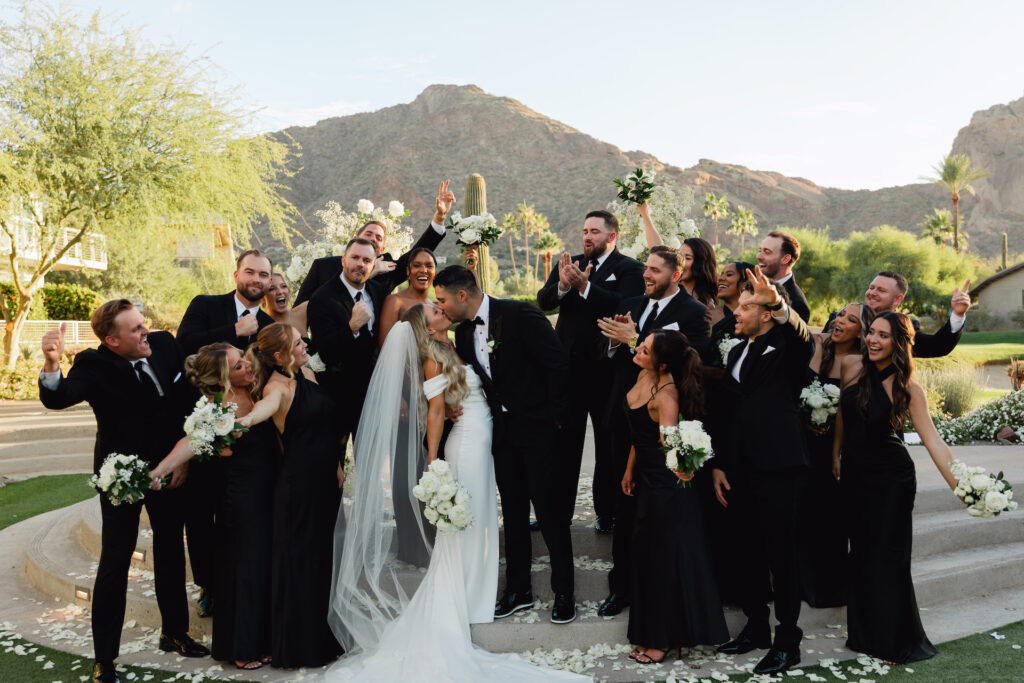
[470,317,485,326]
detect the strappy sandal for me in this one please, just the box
[628,647,645,661]
[236,660,264,670]
[635,647,679,665]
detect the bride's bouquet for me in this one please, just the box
[90,453,156,506]
[800,378,841,427]
[952,459,1017,518]
[717,334,743,367]
[660,419,714,488]
[184,393,246,461]
[445,211,503,251]
[412,460,474,533]
[612,168,656,205]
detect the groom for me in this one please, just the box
[433,266,577,623]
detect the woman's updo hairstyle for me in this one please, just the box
[248,322,298,396]
[184,342,235,398]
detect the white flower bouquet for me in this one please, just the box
[612,168,656,205]
[411,459,474,533]
[800,378,842,427]
[305,352,326,373]
[90,453,154,506]
[445,211,503,250]
[660,419,714,488]
[951,459,1017,518]
[183,393,246,461]
[717,334,743,367]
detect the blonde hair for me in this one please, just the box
[249,322,298,396]
[184,342,257,401]
[401,304,469,405]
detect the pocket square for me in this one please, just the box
[173,371,182,382]
[605,273,617,281]
[762,345,776,356]
[662,322,680,331]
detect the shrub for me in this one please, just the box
[934,390,1024,444]
[41,283,99,320]
[917,364,980,418]
[0,351,79,401]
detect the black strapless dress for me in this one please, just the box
[840,364,936,663]
[271,372,344,668]
[212,420,277,663]
[798,367,848,608]
[625,399,728,649]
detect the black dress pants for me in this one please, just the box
[557,364,615,521]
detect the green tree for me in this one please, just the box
[0,5,299,366]
[924,154,990,252]
[702,192,730,246]
[772,226,847,324]
[727,205,758,252]
[532,229,564,282]
[918,208,968,250]
[500,202,549,285]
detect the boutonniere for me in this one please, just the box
[486,336,500,354]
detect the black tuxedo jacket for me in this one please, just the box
[176,292,275,356]
[537,249,645,362]
[38,332,194,472]
[454,297,569,430]
[716,309,814,476]
[294,223,446,306]
[781,275,811,323]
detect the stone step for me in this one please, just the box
[913,540,1024,606]
[0,452,93,476]
[0,436,95,460]
[913,507,1024,559]
[0,420,96,444]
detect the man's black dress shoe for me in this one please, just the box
[551,594,577,624]
[753,646,800,675]
[195,587,213,617]
[716,625,772,655]
[594,516,614,534]
[597,593,629,616]
[91,661,120,683]
[159,633,211,657]
[494,591,535,619]
[529,520,540,531]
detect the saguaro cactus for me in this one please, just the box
[464,173,492,291]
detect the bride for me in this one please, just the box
[325,302,589,682]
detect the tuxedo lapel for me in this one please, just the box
[487,300,504,379]
[740,335,770,384]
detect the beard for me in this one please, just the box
[759,260,780,279]
[646,280,671,300]
[237,282,266,303]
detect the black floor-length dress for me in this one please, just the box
[840,364,936,663]
[798,367,848,608]
[271,371,344,668]
[625,398,729,649]
[212,420,277,663]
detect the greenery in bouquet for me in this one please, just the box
[183,392,246,461]
[660,419,714,488]
[612,168,656,205]
[445,211,503,250]
[609,180,699,262]
[90,453,154,506]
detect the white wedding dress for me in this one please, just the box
[324,323,590,682]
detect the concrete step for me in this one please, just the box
[0,452,93,476]
[0,436,96,459]
[913,540,1024,607]
[0,419,96,444]
[913,507,1024,559]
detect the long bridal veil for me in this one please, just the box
[328,321,433,653]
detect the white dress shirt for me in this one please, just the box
[233,294,261,320]
[558,248,614,300]
[340,275,375,337]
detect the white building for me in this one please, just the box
[970,262,1024,318]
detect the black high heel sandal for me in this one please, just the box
[635,647,680,665]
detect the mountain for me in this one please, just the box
[265,84,1013,260]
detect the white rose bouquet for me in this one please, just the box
[717,335,743,367]
[799,378,842,427]
[612,168,656,205]
[411,459,474,533]
[660,419,714,488]
[951,459,1018,518]
[445,211,503,251]
[183,393,246,462]
[305,352,326,373]
[90,453,156,506]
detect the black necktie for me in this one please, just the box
[354,291,362,302]
[588,257,599,270]
[240,309,254,344]
[640,301,660,335]
[133,361,160,398]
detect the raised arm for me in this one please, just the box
[638,202,664,249]
[237,383,286,429]
[908,381,958,491]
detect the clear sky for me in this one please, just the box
[3,0,1022,190]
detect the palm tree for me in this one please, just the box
[702,192,730,246]
[532,230,564,281]
[503,202,549,284]
[918,208,959,248]
[924,154,990,251]
[500,212,520,278]
[727,205,758,253]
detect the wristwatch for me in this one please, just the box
[767,300,784,312]
[627,333,640,350]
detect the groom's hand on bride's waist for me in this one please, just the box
[445,403,463,423]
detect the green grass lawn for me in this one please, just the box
[959,330,1024,345]
[0,473,94,531]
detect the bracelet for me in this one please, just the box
[627,333,640,350]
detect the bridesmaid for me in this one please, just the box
[637,202,718,308]
[239,323,345,668]
[834,311,959,663]
[263,273,308,335]
[376,248,437,347]
[621,330,728,664]
[799,302,873,608]
[709,261,754,355]
[150,343,277,671]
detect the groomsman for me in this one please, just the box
[711,267,814,676]
[863,271,970,358]
[433,266,576,624]
[39,301,209,683]
[537,209,644,531]
[293,181,456,305]
[307,237,385,442]
[757,231,811,322]
[594,245,711,617]
[174,248,276,616]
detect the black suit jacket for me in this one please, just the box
[537,249,645,363]
[176,292,275,356]
[781,275,811,323]
[38,332,194,472]
[716,308,814,475]
[294,223,446,306]
[454,297,569,431]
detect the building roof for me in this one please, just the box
[970,261,1024,298]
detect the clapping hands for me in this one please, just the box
[557,252,593,294]
[597,312,637,346]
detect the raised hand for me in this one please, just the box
[41,322,65,372]
[597,311,637,346]
[463,244,479,271]
[349,301,373,333]
[744,265,781,308]
[566,261,593,294]
[434,180,456,222]
[370,258,397,278]
[951,280,971,317]
[235,313,259,338]
[557,252,573,289]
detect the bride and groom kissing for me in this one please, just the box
[325,265,587,681]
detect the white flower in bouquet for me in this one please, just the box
[436,483,457,501]
[460,227,481,244]
[660,419,714,488]
[90,453,152,506]
[431,459,450,476]
[436,499,453,516]
[305,352,326,373]
[800,378,840,427]
[984,490,1009,514]
[419,471,440,493]
[357,199,375,215]
[454,488,470,506]
[449,504,471,527]
[811,408,830,425]
[970,474,992,492]
[184,393,244,461]
[423,507,439,523]
[951,459,1017,518]
[411,484,426,501]
[414,459,474,533]
[388,200,405,218]
[718,336,742,366]
[823,383,841,399]
[213,412,235,436]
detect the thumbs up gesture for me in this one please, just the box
[41,322,66,371]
